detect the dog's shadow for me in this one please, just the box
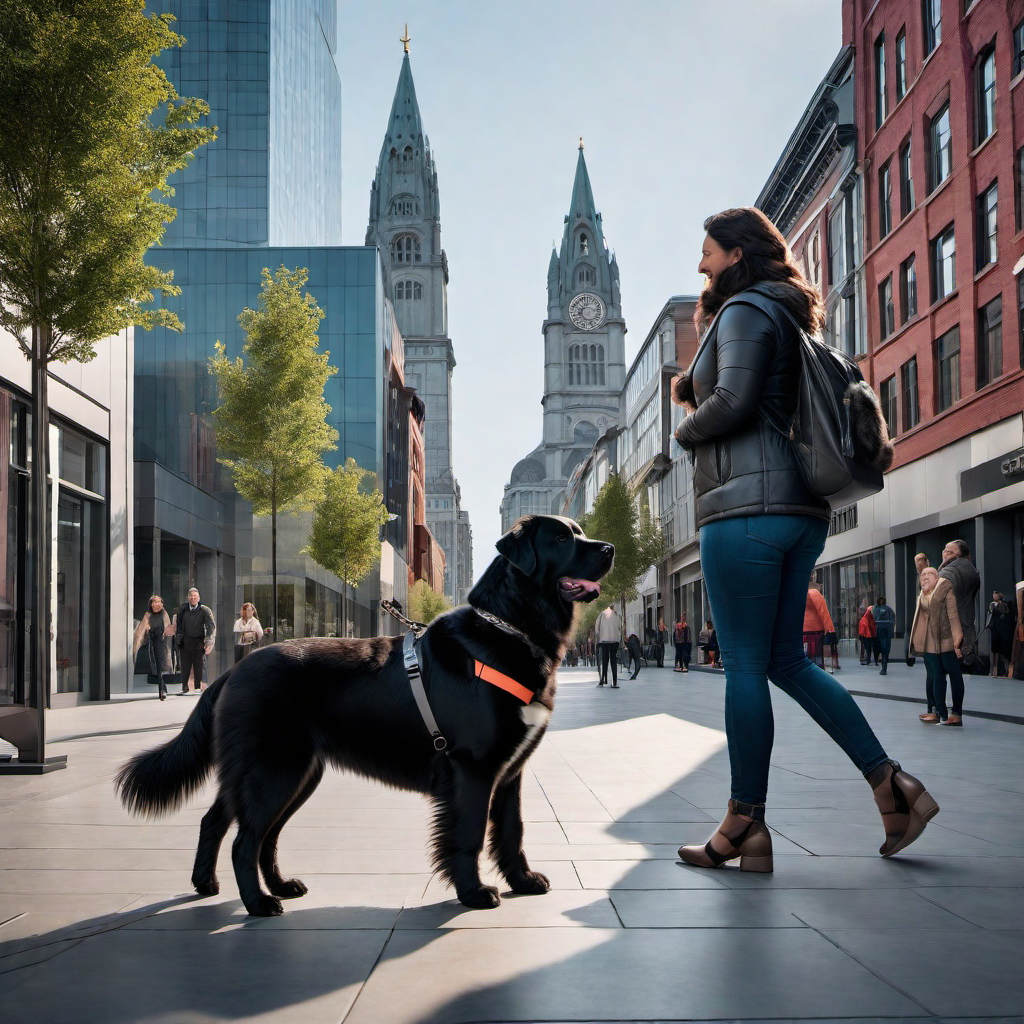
[0,894,456,1023]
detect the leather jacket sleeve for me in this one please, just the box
[676,304,777,447]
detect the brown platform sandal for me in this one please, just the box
[866,759,939,857]
[677,799,773,872]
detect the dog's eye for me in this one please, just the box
[556,534,568,543]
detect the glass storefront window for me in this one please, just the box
[820,549,885,643]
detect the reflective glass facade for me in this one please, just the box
[152,0,342,247]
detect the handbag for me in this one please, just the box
[738,289,894,507]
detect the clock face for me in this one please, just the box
[568,292,606,331]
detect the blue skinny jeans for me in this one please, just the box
[700,514,890,805]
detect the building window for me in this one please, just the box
[900,253,918,323]
[880,375,898,437]
[395,279,422,300]
[391,233,421,264]
[896,28,908,100]
[810,230,821,288]
[976,47,996,145]
[936,326,960,412]
[566,343,605,386]
[1018,147,1024,232]
[1014,19,1024,76]
[879,275,895,339]
[930,224,955,302]
[923,0,941,56]
[1019,274,1024,367]
[875,33,887,128]
[976,181,997,271]
[389,196,420,217]
[899,137,914,217]
[977,296,1002,388]
[828,206,846,286]
[829,504,860,536]
[577,266,595,286]
[879,161,893,239]
[928,104,952,191]
[901,356,920,430]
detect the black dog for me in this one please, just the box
[117,515,613,916]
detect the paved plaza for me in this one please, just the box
[1,656,1021,1023]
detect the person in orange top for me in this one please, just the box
[859,606,878,665]
[804,584,835,669]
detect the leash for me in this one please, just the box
[471,607,550,664]
[381,599,428,635]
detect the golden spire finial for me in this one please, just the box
[579,136,585,150]
[400,24,411,54]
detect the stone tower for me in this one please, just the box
[501,144,626,530]
[366,45,472,603]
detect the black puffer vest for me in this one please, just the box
[674,286,830,529]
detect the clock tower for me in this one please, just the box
[501,143,626,530]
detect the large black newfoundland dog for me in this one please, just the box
[117,515,613,915]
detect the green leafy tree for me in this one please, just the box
[0,0,214,759]
[579,474,665,639]
[407,579,451,626]
[210,266,337,637]
[306,459,391,637]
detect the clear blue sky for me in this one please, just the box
[336,1,843,584]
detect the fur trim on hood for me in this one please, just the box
[846,381,894,472]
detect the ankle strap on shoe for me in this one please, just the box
[865,759,901,789]
[728,799,766,820]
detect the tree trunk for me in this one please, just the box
[271,468,277,643]
[28,323,50,762]
[342,581,348,639]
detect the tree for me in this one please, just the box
[306,459,391,637]
[407,579,451,626]
[0,0,215,764]
[209,266,337,639]
[579,474,665,639]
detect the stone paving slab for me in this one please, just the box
[0,661,1020,1022]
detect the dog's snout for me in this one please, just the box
[600,543,614,558]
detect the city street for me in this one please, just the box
[1,658,1021,1023]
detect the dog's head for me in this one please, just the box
[495,515,614,605]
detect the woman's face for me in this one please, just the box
[151,598,163,613]
[697,233,742,288]
[241,605,251,620]
[920,568,939,595]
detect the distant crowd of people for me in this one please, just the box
[133,590,266,700]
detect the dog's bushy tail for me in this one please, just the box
[115,672,229,818]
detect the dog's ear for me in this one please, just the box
[496,518,537,577]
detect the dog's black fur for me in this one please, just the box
[116,515,613,916]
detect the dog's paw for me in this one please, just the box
[247,895,284,917]
[269,878,308,899]
[192,877,219,897]
[457,884,501,909]
[509,870,550,895]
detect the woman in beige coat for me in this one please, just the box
[909,567,964,725]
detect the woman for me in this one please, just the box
[987,591,1015,678]
[232,602,264,663]
[656,616,668,668]
[626,632,643,681]
[132,595,175,700]
[858,605,878,665]
[673,614,691,672]
[671,207,936,873]
[910,567,964,725]
[803,583,834,670]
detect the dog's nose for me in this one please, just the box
[600,544,614,558]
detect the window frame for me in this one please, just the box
[880,375,898,437]
[928,104,952,192]
[930,224,956,303]
[976,46,996,145]
[901,356,920,430]
[899,136,915,217]
[879,160,893,239]
[875,32,888,129]
[975,180,997,272]
[976,296,1002,388]
[879,274,895,340]
[935,325,961,413]
[900,253,918,324]
[922,0,941,56]
[1014,19,1024,77]
[896,28,908,100]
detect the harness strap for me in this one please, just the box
[474,660,534,704]
[403,630,447,751]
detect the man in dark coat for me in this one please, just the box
[939,540,980,656]
[175,587,216,693]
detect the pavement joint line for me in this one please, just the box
[846,690,1024,725]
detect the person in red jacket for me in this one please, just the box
[859,606,878,666]
[803,584,835,669]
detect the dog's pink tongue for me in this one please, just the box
[562,578,601,597]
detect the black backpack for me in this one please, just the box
[731,288,894,508]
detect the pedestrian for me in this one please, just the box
[803,583,834,669]
[595,604,621,688]
[671,207,935,873]
[131,595,175,700]
[708,625,721,668]
[232,602,264,663]
[673,614,692,672]
[872,596,896,675]
[627,632,643,680]
[910,567,964,725]
[938,539,980,664]
[858,605,878,665]
[914,552,931,575]
[175,587,216,693]
[698,621,712,663]
[1013,581,1024,680]
[986,591,1015,678]
[656,616,667,668]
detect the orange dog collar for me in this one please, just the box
[474,660,534,704]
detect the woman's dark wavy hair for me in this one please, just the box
[696,207,825,335]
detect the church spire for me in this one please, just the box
[379,52,426,162]
[566,147,600,237]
